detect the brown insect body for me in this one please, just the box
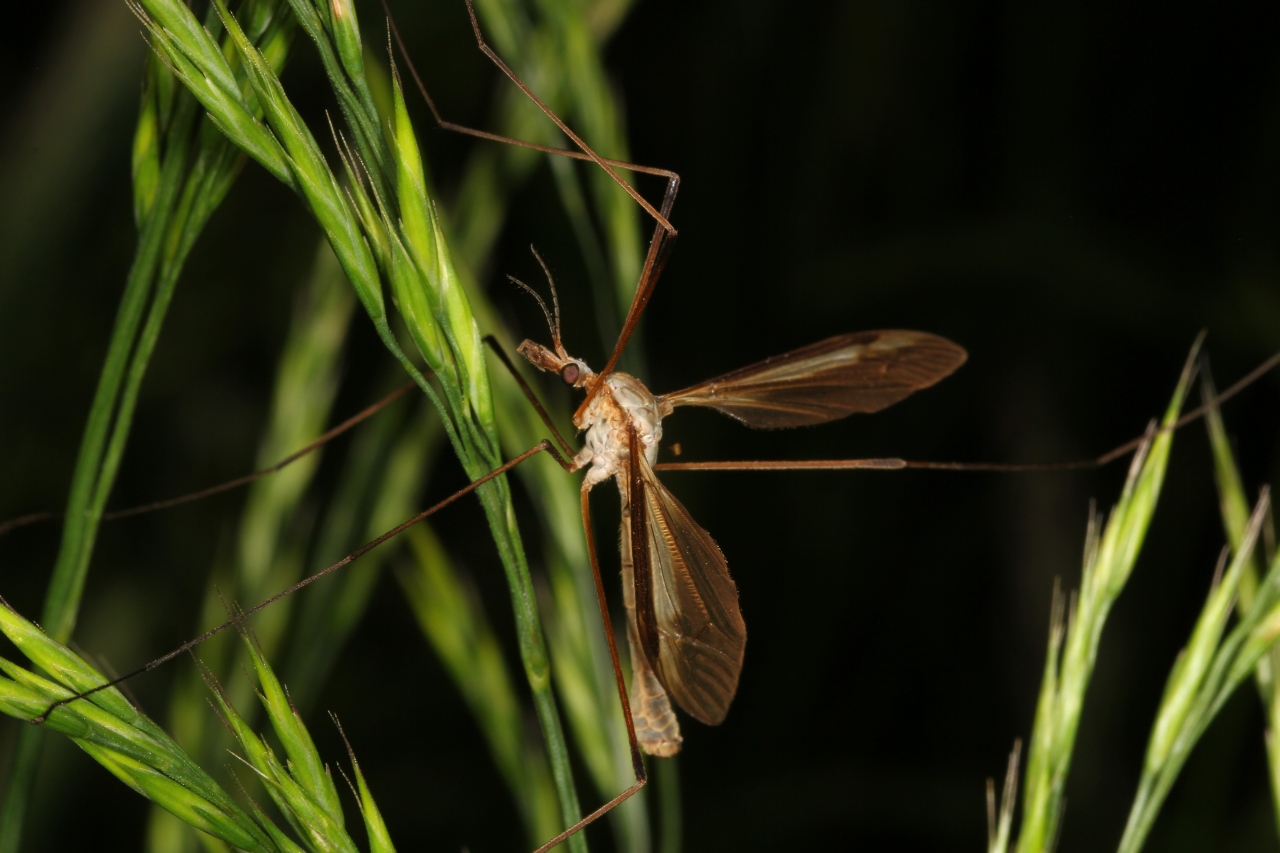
[517,328,968,757]
[519,334,739,755]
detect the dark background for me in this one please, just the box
[2,0,1280,850]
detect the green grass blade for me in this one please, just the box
[125,1,609,845]
[1014,340,1199,852]
[1202,371,1280,833]
[13,1,657,848]
[442,2,655,845]
[0,603,284,852]
[147,240,355,851]
[1,7,299,850]
[281,381,434,711]
[400,523,561,845]
[1117,494,1278,852]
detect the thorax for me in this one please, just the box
[574,372,663,490]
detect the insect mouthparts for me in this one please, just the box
[516,339,559,374]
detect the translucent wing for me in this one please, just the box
[658,330,967,429]
[628,429,746,725]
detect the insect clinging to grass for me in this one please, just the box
[5,1,1277,851]
[510,243,967,759]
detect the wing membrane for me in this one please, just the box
[628,439,746,725]
[659,330,967,428]
[619,459,683,756]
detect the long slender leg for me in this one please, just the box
[651,349,1280,474]
[571,174,681,425]
[384,0,686,404]
[1089,349,1280,465]
[386,0,686,387]
[441,0,688,383]
[101,381,418,520]
[592,178,680,388]
[457,0,675,235]
[36,327,1269,541]
[31,439,576,723]
[650,458,1111,471]
[652,458,1097,473]
[649,452,1136,475]
[0,382,418,537]
[479,343,1280,482]
[654,459,908,472]
[381,0,679,236]
[530,490,648,853]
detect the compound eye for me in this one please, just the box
[560,363,580,385]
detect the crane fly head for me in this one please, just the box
[516,338,594,389]
[511,247,596,390]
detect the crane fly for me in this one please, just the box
[11,1,1278,851]
[516,276,967,754]
[395,0,963,761]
